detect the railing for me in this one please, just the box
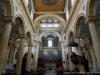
[2,71,100,75]
[42,47,58,49]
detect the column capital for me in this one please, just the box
[61,40,67,43]
[20,34,26,38]
[33,40,40,43]
[28,42,33,47]
[88,16,96,22]
[4,16,13,23]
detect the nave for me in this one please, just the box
[0,0,100,75]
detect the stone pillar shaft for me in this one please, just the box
[61,42,67,70]
[15,34,25,75]
[88,20,100,71]
[0,22,12,75]
[4,45,10,65]
[26,43,32,72]
[89,46,97,71]
[34,43,39,70]
[77,45,82,56]
[68,47,75,71]
[8,44,14,64]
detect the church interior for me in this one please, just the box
[0,0,100,75]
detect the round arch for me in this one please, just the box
[75,16,91,38]
[75,16,86,37]
[14,16,25,34]
[9,16,25,43]
[74,13,86,33]
[33,14,66,31]
[40,31,61,42]
[74,16,92,47]
[14,14,25,25]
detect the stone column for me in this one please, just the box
[15,34,25,75]
[68,47,75,71]
[26,42,32,72]
[7,42,16,64]
[0,16,12,75]
[89,46,97,71]
[12,48,17,64]
[4,44,10,64]
[61,41,67,70]
[77,45,82,56]
[34,42,39,70]
[88,17,100,71]
[2,42,11,73]
[8,43,14,64]
[10,45,15,64]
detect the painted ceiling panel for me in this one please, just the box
[33,0,66,12]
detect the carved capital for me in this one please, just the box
[4,16,13,23]
[20,34,26,38]
[74,35,80,39]
[61,40,66,43]
[88,16,96,22]
[28,43,33,47]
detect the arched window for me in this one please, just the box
[48,38,53,47]
[42,32,59,47]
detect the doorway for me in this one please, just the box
[44,63,57,75]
